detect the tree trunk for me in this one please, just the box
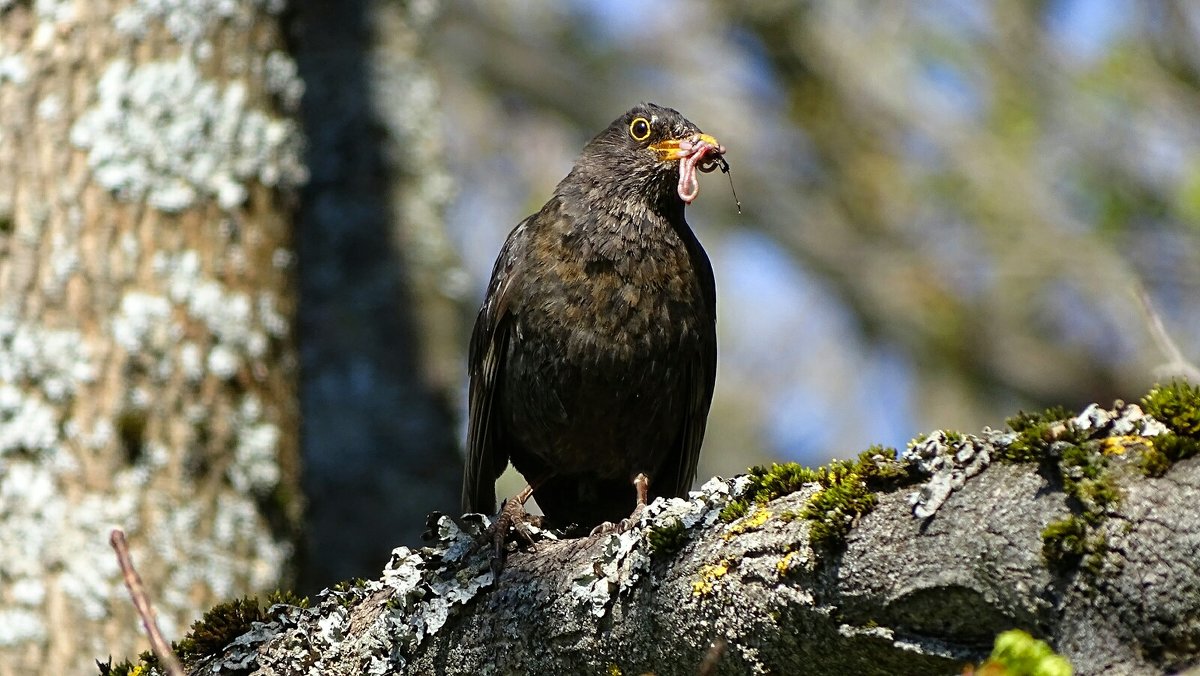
[0,2,304,673]
[290,0,464,592]
[171,401,1200,675]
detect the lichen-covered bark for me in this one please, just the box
[175,402,1200,676]
[0,1,303,672]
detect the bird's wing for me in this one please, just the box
[461,217,531,514]
[665,222,718,497]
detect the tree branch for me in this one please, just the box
[143,399,1200,675]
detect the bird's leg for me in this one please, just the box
[590,472,652,536]
[488,481,546,576]
[626,471,651,525]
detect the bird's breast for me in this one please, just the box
[517,229,707,365]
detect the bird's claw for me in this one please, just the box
[486,497,543,576]
[588,503,647,536]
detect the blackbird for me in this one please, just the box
[462,103,722,550]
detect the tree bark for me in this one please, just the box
[0,2,304,673]
[176,403,1200,676]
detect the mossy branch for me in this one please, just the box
[106,386,1200,675]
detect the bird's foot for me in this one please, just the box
[486,495,543,576]
[589,502,648,536]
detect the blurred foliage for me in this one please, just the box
[968,629,1073,676]
[431,0,1200,474]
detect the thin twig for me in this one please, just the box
[110,529,186,676]
[1135,286,1200,383]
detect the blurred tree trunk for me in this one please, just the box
[0,2,304,673]
[290,0,463,591]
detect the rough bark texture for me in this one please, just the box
[172,402,1200,676]
[0,1,304,673]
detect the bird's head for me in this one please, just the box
[563,103,726,213]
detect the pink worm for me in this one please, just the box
[677,138,724,204]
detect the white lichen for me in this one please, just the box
[112,292,173,353]
[36,94,63,121]
[229,395,281,495]
[258,293,289,337]
[123,250,279,380]
[70,56,307,214]
[905,430,994,519]
[0,317,94,459]
[0,609,45,646]
[0,53,29,86]
[1,300,288,667]
[9,578,45,606]
[1073,402,1168,438]
[0,317,94,401]
[0,387,58,456]
[180,342,204,381]
[113,0,286,45]
[207,344,240,379]
[33,0,76,24]
[263,50,304,112]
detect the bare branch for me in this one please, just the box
[110,529,185,676]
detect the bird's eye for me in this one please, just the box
[629,117,651,141]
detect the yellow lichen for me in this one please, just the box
[722,506,771,541]
[1100,436,1146,456]
[776,550,796,577]
[692,560,730,597]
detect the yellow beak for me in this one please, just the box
[649,133,722,162]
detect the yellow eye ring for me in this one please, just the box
[629,117,651,141]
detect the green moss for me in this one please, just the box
[329,577,370,608]
[1001,405,1081,463]
[1134,382,1200,477]
[979,629,1073,676]
[1141,433,1200,477]
[331,577,368,595]
[739,462,823,507]
[265,588,310,608]
[106,589,307,671]
[1142,381,1200,437]
[1036,438,1119,575]
[940,429,966,444]
[718,499,748,522]
[647,518,688,557]
[999,402,1120,573]
[174,596,267,663]
[1140,444,1171,477]
[1006,406,1074,435]
[1059,445,1120,517]
[801,468,879,548]
[1042,516,1089,570]
[722,446,910,550]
